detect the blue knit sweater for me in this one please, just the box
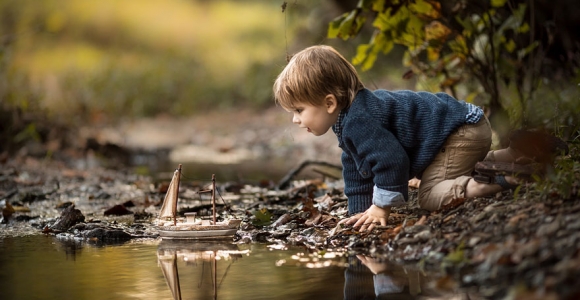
[332,88,471,214]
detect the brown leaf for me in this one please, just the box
[472,243,500,263]
[2,202,15,219]
[402,69,414,80]
[435,275,458,291]
[42,226,53,234]
[440,197,465,210]
[305,213,322,226]
[508,213,528,227]
[415,215,428,226]
[318,214,337,228]
[314,194,334,211]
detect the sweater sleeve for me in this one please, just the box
[342,117,409,209]
[341,151,373,214]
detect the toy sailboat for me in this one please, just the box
[156,164,241,240]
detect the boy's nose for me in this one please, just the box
[292,115,300,124]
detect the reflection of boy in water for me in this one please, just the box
[346,255,483,299]
[344,256,414,299]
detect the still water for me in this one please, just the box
[1,235,432,300]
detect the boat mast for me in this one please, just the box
[174,164,182,226]
[211,174,216,225]
[213,251,217,300]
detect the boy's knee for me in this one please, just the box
[418,176,471,211]
[418,196,439,211]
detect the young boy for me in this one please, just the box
[273,45,556,232]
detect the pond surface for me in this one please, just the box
[1,235,443,300]
[1,232,477,300]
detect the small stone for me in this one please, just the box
[537,220,560,236]
[104,204,133,216]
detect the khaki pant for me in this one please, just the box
[418,116,492,211]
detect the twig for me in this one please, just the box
[277,160,342,189]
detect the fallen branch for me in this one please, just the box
[277,160,342,189]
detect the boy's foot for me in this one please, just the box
[509,129,569,163]
[473,161,543,185]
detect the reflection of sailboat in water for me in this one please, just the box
[157,164,241,240]
[157,240,248,300]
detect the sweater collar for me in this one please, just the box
[332,107,348,141]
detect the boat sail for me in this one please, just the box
[158,253,182,300]
[156,164,241,240]
[158,164,183,224]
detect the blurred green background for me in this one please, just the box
[1,0,399,124]
[2,0,288,120]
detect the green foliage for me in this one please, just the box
[13,124,41,144]
[534,137,580,200]
[328,9,366,41]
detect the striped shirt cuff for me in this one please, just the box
[465,103,484,124]
[372,186,406,207]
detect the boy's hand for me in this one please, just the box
[356,255,389,274]
[339,205,391,232]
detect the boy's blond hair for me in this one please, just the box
[273,45,364,110]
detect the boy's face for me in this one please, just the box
[285,95,340,136]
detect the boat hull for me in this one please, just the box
[158,228,238,240]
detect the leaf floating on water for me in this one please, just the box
[12,205,30,213]
[42,226,53,234]
[1,201,15,222]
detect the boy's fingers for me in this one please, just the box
[353,215,367,228]
[358,218,385,232]
[358,223,367,232]
[345,213,364,225]
[345,218,358,225]
[366,224,374,232]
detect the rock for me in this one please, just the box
[122,200,135,207]
[271,213,292,228]
[104,204,133,216]
[56,201,74,209]
[19,191,47,203]
[50,205,85,232]
[415,230,433,242]
[402,224,430,235]
[84,228,132,240]
[537,219,561,237]
[397,237,420,245]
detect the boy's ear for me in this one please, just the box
[324,94,339,114]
